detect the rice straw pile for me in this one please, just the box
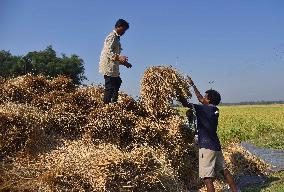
[140,66,191,117]
[0,67,268,191]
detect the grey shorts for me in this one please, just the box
[199,148,226,178]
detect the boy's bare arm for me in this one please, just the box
[187,76,209,105]
[177,93,192,108]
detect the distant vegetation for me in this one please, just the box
[174,101,284,107]
[220,101,284,106]
[0,46,86,84]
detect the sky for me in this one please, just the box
[1,0,284,103]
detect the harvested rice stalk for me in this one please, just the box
[0,66,270,192]
[87,103,137,148]
[1,139,184,192]
[140,66,191,117]
[0,74,49,103]
[0,103,45,158]
[49,75,76,92]
[223,144,269,176]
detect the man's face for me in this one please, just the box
[116,26,128,36]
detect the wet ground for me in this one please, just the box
[223,142,284,191]
[240,142,284,172]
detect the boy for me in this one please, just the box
[99,19,132,104]
[178,76,238,192]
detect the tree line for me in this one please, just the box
[220,101,284,106]
[0,46,86,85]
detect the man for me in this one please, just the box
[178,76,239,192]
[99,19,132,104]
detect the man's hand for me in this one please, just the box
[124,62,132,68]
[187,75,194,86]
[118,55,128,64]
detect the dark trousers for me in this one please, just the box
[103,75,122,104]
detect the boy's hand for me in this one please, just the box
[186,109,194,123]
[118,55,128,64]
[186,75,208,105]
[187,75,194,86]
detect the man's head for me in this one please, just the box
[115,19,129,36]
[204,89,221,106]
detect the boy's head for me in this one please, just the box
[115,19,129,36]
[205,89,221,106]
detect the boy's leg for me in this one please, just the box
[199,148,217,192]
[204,177,215,192]
[224,169,238,192]
[215,151,238,192]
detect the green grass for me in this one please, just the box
[218,104,284,150]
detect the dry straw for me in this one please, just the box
[0,67,268,191]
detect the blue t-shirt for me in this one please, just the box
[194,104,221,151]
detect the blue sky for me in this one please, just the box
[1,0,284,102]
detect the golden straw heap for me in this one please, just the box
[0,66,267,191]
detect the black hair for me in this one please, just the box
[205,89,221,105]
[115,19,129,30]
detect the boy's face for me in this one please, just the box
[204,93,208,100]
[116,26,128,36]
[204,93,210,104]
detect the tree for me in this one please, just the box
[0,46,86,84]
[0,50,22,78]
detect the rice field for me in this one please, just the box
[219,104,284,149]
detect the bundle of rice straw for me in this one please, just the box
[1,139,184,191]
[0,67,269,192]
[140,66,191,117]
[0,102,45,158]
[0,75,49,103]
